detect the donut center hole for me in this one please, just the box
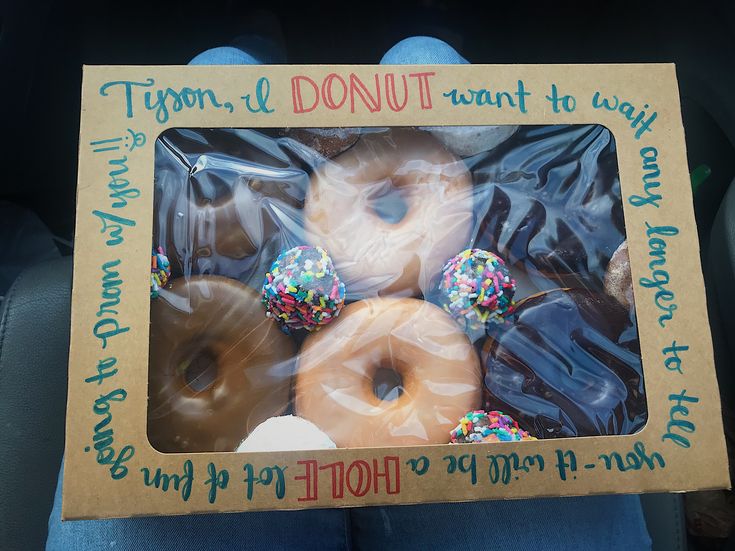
[373,365,404,401]
[183,348,219,392]
[366,181,409,224]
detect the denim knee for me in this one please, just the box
[188,46,262,66]
[380,36,469,65]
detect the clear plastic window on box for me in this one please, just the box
[147,125,646,453]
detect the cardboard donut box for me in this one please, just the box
[64,64,730,519]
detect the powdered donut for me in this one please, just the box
[304,129,474,299]
[295,298,482,447]
[236,415,337,452]
[421,125,518,157]
[148,275,297,452]
[604,241,633,309]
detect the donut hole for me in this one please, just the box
[365,181,410,224]
[183,348,219,392]
[373,363,405,402]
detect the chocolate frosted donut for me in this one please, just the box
[482,288,646,438]
[148,275,296,452]
[154,128,309,287]
[473,125,625,291]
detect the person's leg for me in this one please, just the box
[189,46,263,66]
[189,11,285,65]
[350,495,651,551]
[349,35,652,551]
[380,36,469,65]
[188,35,285,66]
[46,464,349,551]
[382,36,517,157]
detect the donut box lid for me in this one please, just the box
[63,64,730,519]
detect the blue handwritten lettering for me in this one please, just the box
[205,463,230,504]
[242,77,274,114]
[598,441,665,471]
[443,453,477,485]
[93,318,129,349]
[243,463,287,500]
[663,341,688,374]
[628,147,662,208]
[98,259,123,317]
[639,222,679,327]
[99,78,233,123]
[106,157,140,209]
[141,460,193,502]
[91,210,136,247]
[406,456,430,475]
[442,80,529,113]
[85,357,118,385]
[90,388,135,479]
[99,79,155,118]
[662,390,699,448]
[487,452,545,485]
[545,84,576,112]
[93,260,130,348]
[554,449,577,481]
[592,92,657,139]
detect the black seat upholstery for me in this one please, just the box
[0,257,71,551]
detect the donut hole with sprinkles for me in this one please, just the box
[437,248,517,339]
[262,245,346,333]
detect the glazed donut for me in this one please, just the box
[154,128,308,286]
[474,125,625,291]
[148,275,296,452]
[295,298,482,447]
[482,288,646,438]
[304,129,474,299]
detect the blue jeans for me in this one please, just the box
[47,36,652,551]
